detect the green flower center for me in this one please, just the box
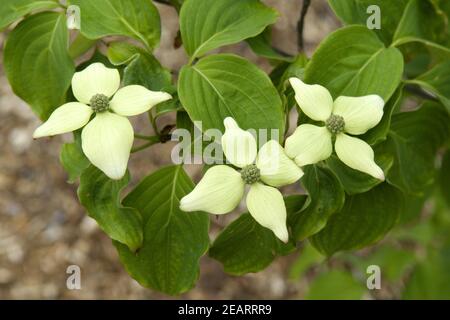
[325,114,345,134]
[241,164,260,185]
[90,94,110,113]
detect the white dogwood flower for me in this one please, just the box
[33,63,172,180]
[285,78,385,180]
[180,117,303,243]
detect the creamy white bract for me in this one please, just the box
[33,63,172,180]
[180,117,303,242]
[285,77,385,180]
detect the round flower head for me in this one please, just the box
[179,117,304,243]
[33,63,172,180]
[285,77,385,180]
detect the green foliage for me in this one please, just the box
[306,270,367,300]
[407,61,450,112]
[304,26,403,101]
[107,42,173,91]
[4,12,74,120]
[403,247,450,299]
[328,0,409,45]
[289,244,323,280]
[440,150,450,207]
[393,0,448,49]
[78,166,143,252]
[0,0,60,30]
[3,0,450,297]
[70,0,161,49]
[115,166,210,295]
[59,132,90,183]
[247,28,294,63]
[326,153,393,195]
[311,183,403,256]
[180,0,278,59]
[178,54,284,134]
[384,102,450,194]
[290,166,345,241]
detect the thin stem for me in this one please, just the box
[405,84,438,101]
[148,111,160,135]
[131,136,160,153]
[297,0,311,51]
[134,133,155,140]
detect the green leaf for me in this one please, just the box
[304,26,403,101]
[59,132,89,183]
[290,166,345,241]
[178,54,284,135]
[209,197,305,276]
[385,102,450,194]
[68,33,97,59]
[364,246,415,281]
[328,0,409,45]
[4,12,74,120]
[115,165,210,295]
[439,150,450,207]
[326,152,393,195]
[70,0,161,49]
[289,244,323,280]
[180,0,278,59]
[406,61,450,112]
[306,270,366,300]
[403,247,450,299]
[393,0,449,50]
[270,54,309,116]
[107,42,172,91]
[246,28,294,63]
[78,166,143,252]
[0,0,60,30]
[311,183,403,256]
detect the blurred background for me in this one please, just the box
[1,0,449,299]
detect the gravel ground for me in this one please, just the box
[0,1,339,299]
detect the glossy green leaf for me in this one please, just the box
[306,270,366,300]
[328,0,409,45]
[108,42,172,92]
[70,0,161,49]
[209,196,306,276]
[361,86,404,145]
[247,28,294,62]
[78,166,143,252]
[180,0,278,59]
[403,247,450,299]
[364,246,416,281]
[439,150,450,207]
[4,12,74,120]
[115,166,210,295]
[311,183,403,256]
[407,61,450,112]
[59,132,89,183]
[393,0,449,51]
[290,166,345,241]
[178,54,284,135]
[326,152,393,195]
[289,244,323,280]
[385,102,450,194]
[304,26,403,101]
[0,0,60,30]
